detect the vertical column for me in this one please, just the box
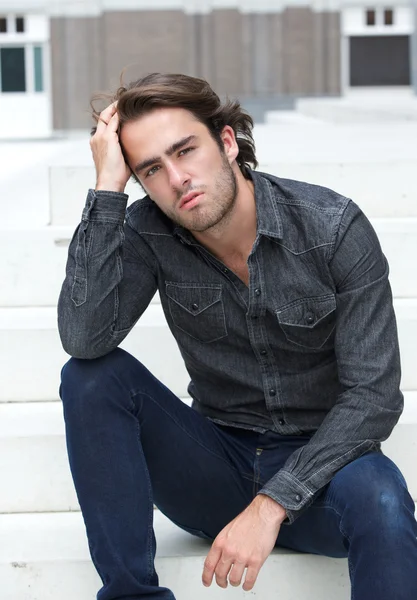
[185,13,199,77]
[312,10,325,95]
[252,13,271,97]
[199,12,214,85]
[241,12,254,97]
[281,7,315,95]
[325,11,342,95]
[50,17,69,130]
[270,11,284,95]
[211,9,244,95]
[412,0,417,95]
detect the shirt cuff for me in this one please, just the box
[257,470,315,525]
[82,189,129,224]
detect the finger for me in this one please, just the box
[202,545,222,587]
[242,564,260,592]
[228,561,246,587]
[214,556,234,589]
[101,101,118,121]
[95,103,117,134]
[107,110,120,133]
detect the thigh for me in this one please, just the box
[275,451,411,558]
[121,354,257,539]
[62,349,257,540]
[276,499,348,558]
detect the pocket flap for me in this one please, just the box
[277,295,336,328]
[165,283,222,316]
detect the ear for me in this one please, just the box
[220,125,239,163]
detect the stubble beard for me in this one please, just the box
[167,154,238,233]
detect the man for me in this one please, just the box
[58,72,417,600]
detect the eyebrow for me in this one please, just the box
[133,135,198,174]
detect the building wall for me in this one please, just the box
[0,12,51,138]
[50,16,102,131]
[49,6,341,130]
[1,0,415,136]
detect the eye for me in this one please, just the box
[145,165,160,178]
[179,147,194,156]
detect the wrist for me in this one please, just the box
[255,494,287,524]
[95,179,126,193]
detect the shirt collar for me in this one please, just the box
[248,168,283,240]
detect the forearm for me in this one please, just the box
[259,383,403,523]
[58,190,157,358]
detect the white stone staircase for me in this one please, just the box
[2,110,417,598]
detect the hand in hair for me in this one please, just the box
[90,102,132,193]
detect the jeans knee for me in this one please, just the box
[334,453,413,536]
[59,348,137,410]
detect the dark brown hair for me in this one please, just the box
[91,72,258,177]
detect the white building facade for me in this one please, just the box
[0,0,416,138]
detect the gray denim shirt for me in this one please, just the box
[58,169,403,523]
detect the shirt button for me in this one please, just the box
[191,303,199,311]
[269,389,276,396]
[260,349,267,356]
[279,418,285,425]
[295,494,301,502]
[255,288,261,296]
[223,268,228,274]
[306,314,314,325]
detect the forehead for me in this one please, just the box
[120,107,206,155]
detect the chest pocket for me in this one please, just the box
[165,283,228,343]
[277,294,336,350]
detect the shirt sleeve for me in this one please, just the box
[58,189,158,359]
[258,200,403,524]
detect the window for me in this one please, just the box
[384,9,394,25]
[0,47,26,92]
[366,9,376,26]
[0,15,47,94]
[15,17,24,33]
[34,46,43,92]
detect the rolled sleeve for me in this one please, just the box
[82,189,129,223]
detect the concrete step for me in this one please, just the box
[0,509,351,600]
[0,395,415,514]
[295,92,417,124]
[0,304,187,402]
[0,299,416,402]
[0,226,157,307]
[50,164,417,227]
[2,219,416,307]
[2,218,417,307]
[0,397,188,514]
[261,163,417,218]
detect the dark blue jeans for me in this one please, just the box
[60,348,417,600]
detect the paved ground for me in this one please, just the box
[1,89,417,230]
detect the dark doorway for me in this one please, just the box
[0,47,26,92]
[350,36,410,86]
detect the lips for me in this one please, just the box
[179,192,202,209]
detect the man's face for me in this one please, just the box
[120,107,239,232]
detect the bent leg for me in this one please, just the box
[275,452,417,600]
[60,348,255,600]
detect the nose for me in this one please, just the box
[166,162,190,190]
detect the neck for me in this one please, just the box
[192,167,256,261]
